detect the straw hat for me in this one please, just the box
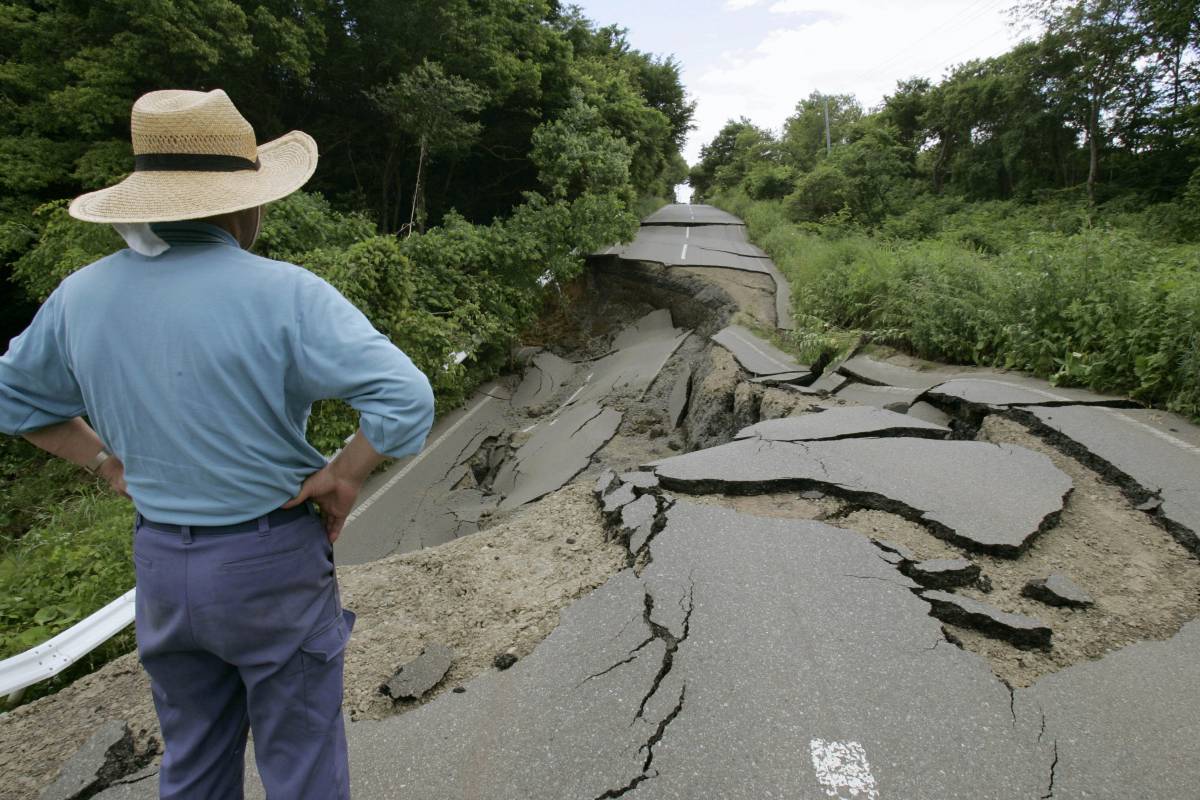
[69,89,318,224]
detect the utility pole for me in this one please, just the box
[824,96,832,156]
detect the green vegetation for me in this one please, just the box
[0,1,693,696]
[693,0,1199,418]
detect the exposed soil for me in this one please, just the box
[676,266,777,328]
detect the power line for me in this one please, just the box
[912,25,1016,79]
[863,0,1008,78]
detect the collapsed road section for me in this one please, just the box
[336,307,691,565]
[24,204,1200,800]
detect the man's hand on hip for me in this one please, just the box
[284,465,361,544]
[284,429,385,544]
[98,455,131,499]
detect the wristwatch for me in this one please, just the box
[85,447,112,474]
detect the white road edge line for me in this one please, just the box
[680,244,688,261]
[345,394,495,527]
[732,328,792,372]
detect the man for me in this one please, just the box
[0,89,435,798]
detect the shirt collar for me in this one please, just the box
[149,221,241,248]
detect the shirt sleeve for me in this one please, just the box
[294,273,435,458]
[0,287,86,435]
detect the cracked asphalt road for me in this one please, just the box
[76,204,1200,799]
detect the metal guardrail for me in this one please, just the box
[0,588,136,705]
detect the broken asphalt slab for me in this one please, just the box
[1014,405,1200,554]
[41,721,141,800]
[921,590,1052,650]
[735,406,949,442]
[338,385,514,564]
[834,381,925,412]
[493,401,623,511]
[903,558,981,589]
[512,351,575,409]
[838,355,959,391]
[925,377,1138,411]
[564,318,691,410]
[1016,619,1200,799]
[650,437,1072,556]
[1022,574,1093,608]
[711,325,809,378]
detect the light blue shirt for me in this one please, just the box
[0,222,435,524]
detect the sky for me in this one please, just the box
[574,0,1036,170]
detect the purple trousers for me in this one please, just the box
[133,507,354,799]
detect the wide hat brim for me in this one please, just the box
[68,131,318,224]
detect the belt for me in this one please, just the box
[138,503,314,535]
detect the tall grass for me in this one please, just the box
[717,191,1200,419]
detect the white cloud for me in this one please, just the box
[684,0,1029,163]
[724,0,765,10]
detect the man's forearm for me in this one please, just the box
[22,417,107,468]
[330,429,386,486]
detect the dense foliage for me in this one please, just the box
[717,189,1200,420]
[0,1,691,694]
[693,0,1199,419]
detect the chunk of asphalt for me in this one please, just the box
[612,308,676,351]
[512,351,575,409]
[381,643,456,701]
[650,437,1072,556]
[627,520,655,557]
[903,558,981,589]
[1015,405,1200,555]
[1022,574,1093,608]
[667,366,692,429]
[601,482,638,518]
[40,720,136,800]
[906,400,954,428]
[593,468,619,498]
[926,377,1137,410]
[872,538,918,563]
[808,371,850,395]
[837,356,956,391]
[747,371,814,386]
[921,590,1052,650]
[710,325,808,377]
[735,406,949,442]
[618,495,658,542]
[493,401,623,511]
[1017,619,1200,798]
[833,382,925,412]
[619,471,660,492]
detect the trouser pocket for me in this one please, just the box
[299,608,356,734]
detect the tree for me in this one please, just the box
[367,61,487,235]
[780,92,863,172]
[688,119,773,200]
[1023,0,1146,207]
